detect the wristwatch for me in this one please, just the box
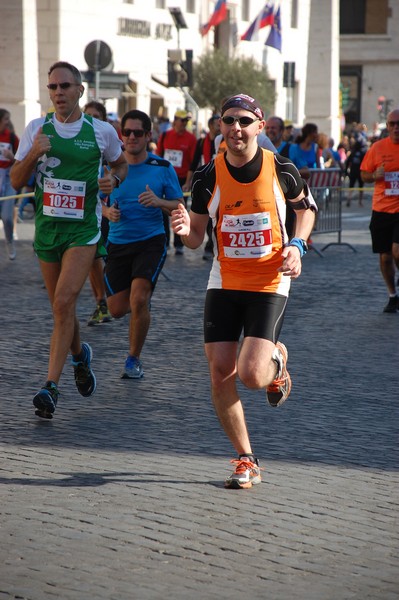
[298,238,308,252]
[112,174,121,188]
[288,237,308,256]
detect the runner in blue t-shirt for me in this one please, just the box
[104,109,183,379]
[289,123,321,169]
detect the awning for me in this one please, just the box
[149,76,169,99]
[149,76,184,104]
[82,71,129,88]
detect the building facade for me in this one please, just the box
[340,0,399,131]
[1,0,397,141]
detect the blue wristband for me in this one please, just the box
[288,237,307,257]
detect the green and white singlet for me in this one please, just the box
[34,113,103,253]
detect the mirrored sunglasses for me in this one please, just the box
[221,116,259,127]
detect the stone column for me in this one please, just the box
[1,0,41,135]
[305,0,341,142]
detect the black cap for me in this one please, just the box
[221,94,264,120]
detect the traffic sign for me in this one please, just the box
[84,40,112,71]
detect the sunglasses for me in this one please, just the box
[387,121,399,127]
[121,128,147,138]
[47,82,80,90]
[221,116,259,127]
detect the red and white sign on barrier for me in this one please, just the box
[308,168,341,189]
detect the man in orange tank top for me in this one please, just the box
[171,94,316,489]
[360,109,399,313]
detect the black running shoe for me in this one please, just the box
[33,381,59,419]
[383,296,398,313]
[87,302,112,326]
[71,342,96,397]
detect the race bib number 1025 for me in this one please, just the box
[43,178,86,219]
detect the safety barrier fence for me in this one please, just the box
[308,168,356,255]
[0,191,35,221]
[0,189,174,279]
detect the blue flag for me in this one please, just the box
[265,6,282,52]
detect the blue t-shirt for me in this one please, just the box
[289,143,318,169]
[108,153,182,244]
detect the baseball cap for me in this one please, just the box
[175,109,189,119]
[221,94,264,120]
[284,119,293,127]
[107,112,119,122]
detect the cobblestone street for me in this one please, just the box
[0,200,398,599]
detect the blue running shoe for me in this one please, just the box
[71,342,96,397]
[33,381,59,419]
[121,355,144,379]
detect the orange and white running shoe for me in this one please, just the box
[224,457,262,489]
[266,341,292,407]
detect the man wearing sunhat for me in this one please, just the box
[283,120,295,143]
[156,109,196,253]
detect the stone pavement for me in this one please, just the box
[0,198,398,600]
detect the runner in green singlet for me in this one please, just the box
[11,61,127,419]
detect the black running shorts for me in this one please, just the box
[203,289,287,344]
[104,234,167,296]
[369,211,399,254]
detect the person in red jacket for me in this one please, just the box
[156,109,196,254]
[185,114,221,260]
[0,108,19,259]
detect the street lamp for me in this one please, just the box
[169,7,187,49]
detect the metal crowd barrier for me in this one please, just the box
[5,180,357,260]
[308,168,356,255]
[0,191,35,221]
[0,190,175,280]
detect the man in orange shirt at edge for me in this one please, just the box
[170,93,316,489]
[361,108,399,313]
